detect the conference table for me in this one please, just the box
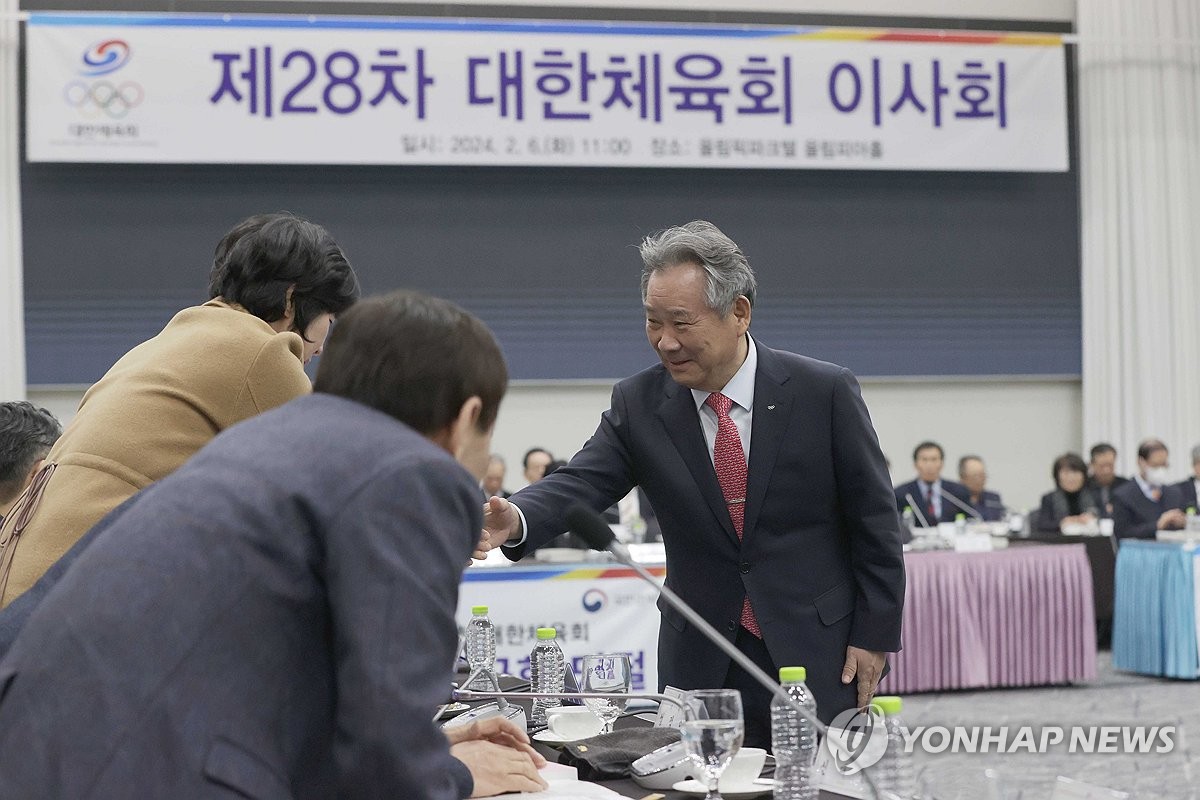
[1112,539,1200,679]
[460,542,1098,698]
[881,543,1097,693]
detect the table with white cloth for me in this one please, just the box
[457,561,665,691]
[881,544,1098,693]
[1112,539,1200,679]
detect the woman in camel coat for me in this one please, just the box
[0,213,360,606]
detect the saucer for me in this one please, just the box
[672,778,775,799]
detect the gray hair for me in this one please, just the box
[639,220,757,316]
[1191,444,1200,465]
[0,401,61,501]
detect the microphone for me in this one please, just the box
[563,504,828,736]
[903,493,931,528]
[937,486,984,521]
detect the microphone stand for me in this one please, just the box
[904,493,931,528]
[938,486,985,521]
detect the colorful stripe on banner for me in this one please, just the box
[26,12,1062,47]
[463,565,667,582]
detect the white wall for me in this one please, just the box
[30,376,1081,512]
[479,376,1082,513]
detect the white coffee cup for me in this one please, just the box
[546,706,604,739]
[718,747,766,789]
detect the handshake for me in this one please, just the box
[445,716,549,797]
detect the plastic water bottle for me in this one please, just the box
[901,505,916,533]
[529,627,566,725]
[870,696,915,800]
[954,512,967,536]
[770,666,818,800]
[465,605,497,691]
[1186,507,1200,535]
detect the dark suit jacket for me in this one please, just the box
[1037,489,1101,533]
[1174,477,1199,512]
[0,394,478,799]
[969,490,1005,522]
[1111,479,1184,541]
[505,342,905,724]
[893,479,973,526]
[1087,475,1129,518]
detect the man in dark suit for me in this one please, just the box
[1087,442,1130,518]
[893,441,973,526]
[957,454,1005,522]
[1112,438,1186,541]
[481,221,905,745]
[0,292,546,799]
[1172,444,1200,512]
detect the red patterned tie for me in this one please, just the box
[705,392,761,638]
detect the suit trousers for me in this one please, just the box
[723,626,777,750]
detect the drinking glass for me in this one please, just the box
[579,653,631,734]
[679,688,744,800]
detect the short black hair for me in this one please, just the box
[314,291,507,436]
[208,213,360,342]
[1052,452,1088,488]
[1089,443,1117,461]
[913,441,944,462]
[0,402,62,502]
[543,459,569,477]
[1137,438,1168,461]
[523,447,553,469]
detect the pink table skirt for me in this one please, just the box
[880,544,1097,693]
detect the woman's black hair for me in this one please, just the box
[209,212,360,340]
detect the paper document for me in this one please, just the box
[488,762,627,799]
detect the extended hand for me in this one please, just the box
[841,645,887,709]
[478,496,522,558]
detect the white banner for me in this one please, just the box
[25,13,1069,171]
[457,563,664,691]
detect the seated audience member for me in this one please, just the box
[1038,453,1101,533]
[958,454,1005,521]
[894,441,972,526]
[0,213,360,607]
[0,403,62,525]
[1111,438,1185,541]
[1087,442,1129,518]
[481,453,510,499]
[0,291,547,798]
[522,447,554,486]
[1173,444,1200,511]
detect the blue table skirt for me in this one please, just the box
[1112,540,1200,679]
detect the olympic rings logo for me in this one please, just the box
[80,39,131,76]
[63,80,145,119]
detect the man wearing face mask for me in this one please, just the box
[1111,438,1186,541]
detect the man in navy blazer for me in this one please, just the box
[893,441,973,526]
[0,292,546,799]
[958,455,1006,522]
[1172,444,1200,512]
[1112,438,1186,541]
[481,221,905,745]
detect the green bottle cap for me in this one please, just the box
[471,605,488,615]
[903,505,912,513]
[536,627,558,640]
[778,666,807,683]
[872,696,903,716]
[955,513,966,521]
[1188,507,1197,515]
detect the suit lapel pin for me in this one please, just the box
[767,405,776,410]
